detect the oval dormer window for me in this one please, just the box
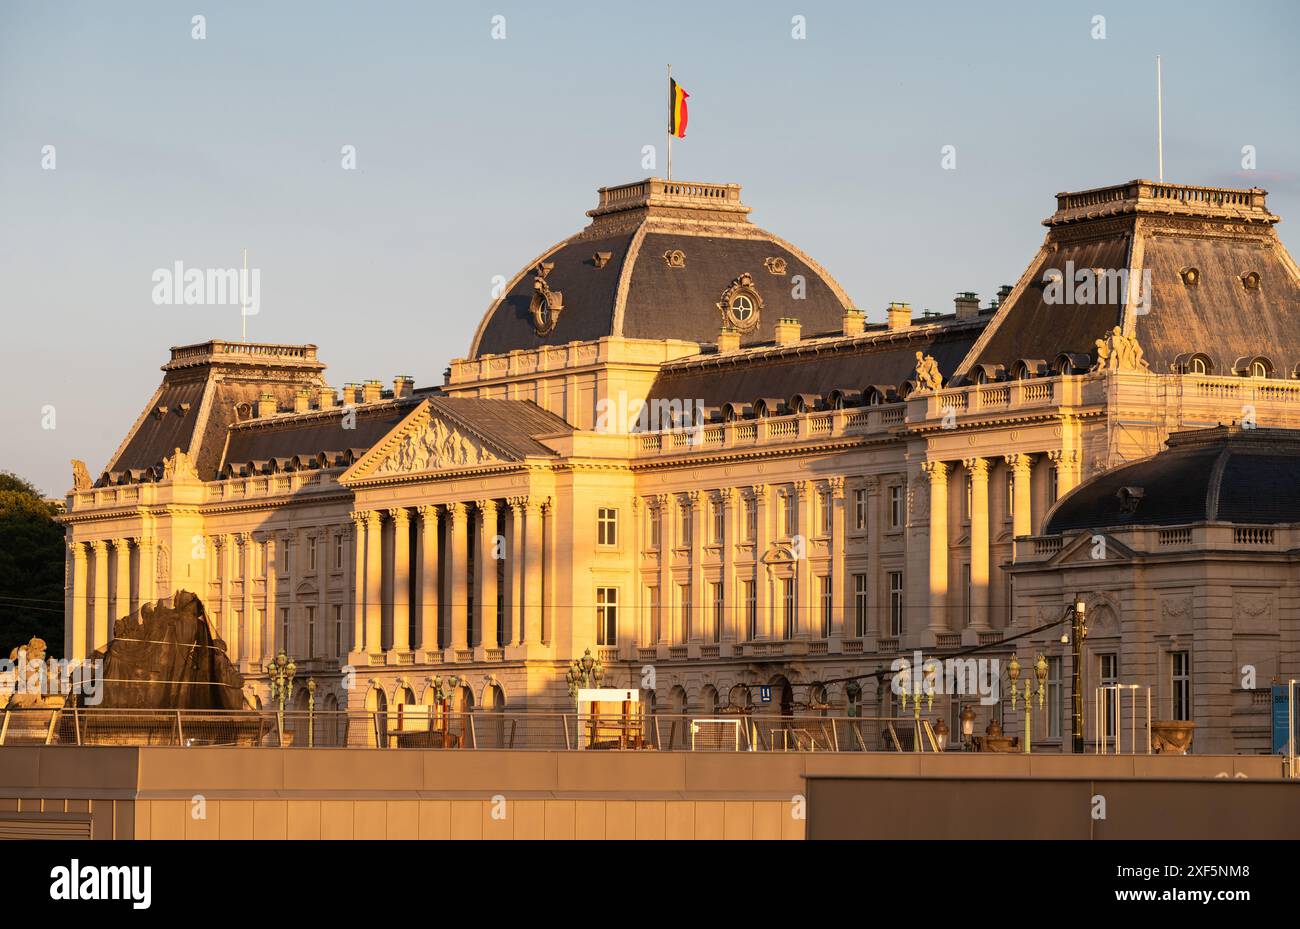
[729,294,755,324]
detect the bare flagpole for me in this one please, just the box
[1156,55,1164,182]
[667,63,672,181]
[241,247,248,342]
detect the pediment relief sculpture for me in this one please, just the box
[374,414,502,476]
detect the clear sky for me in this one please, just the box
[3,0,1297,495]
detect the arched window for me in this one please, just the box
[1250,359,1270,379]
[1190,356,1209,375]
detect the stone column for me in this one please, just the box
[114,538,132,630]
[70,542,88,660]
[864,476,882,638]
[476,500,499,651]
[263,536,278,663]
[507,498,525,646]
[686,491,702,642]
[965,457,991,631]
[137,530,156,606]
[752,484,769,639]
[240,534,258,666]
[720,488,737,643]
[447,502,469,652]
[521,498,543,646]
[1050,449,1079,507]
[217,536,231,651]
[349,512,366,655]
[795,480,814,640]
[653,495,671,644]
[364,511,383,655]
[91,540,109,653]
[1005,454,1035,539]
[923,462,950,638]
[417,505,440,655]
[389,508,411,655]
[829,478,847,639]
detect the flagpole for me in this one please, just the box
[241,247,248,342]
[667,63,672,181]
[1156,55,1164,182]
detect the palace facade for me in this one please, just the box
[61,177,1300,752]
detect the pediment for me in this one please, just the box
[342,402,509,482]
[1047,531,1135,567]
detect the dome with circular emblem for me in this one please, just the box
[1046,425,1300,533]
[467,178,854,358]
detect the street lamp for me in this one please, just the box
[898,656,938,751]
[1070,596,1088,754]
[960,704,976,750]
[266,649,297,745]
[566,648,605,699]
[306,678,316,748]
[933,716,950,751]
[1008,653,1050,753]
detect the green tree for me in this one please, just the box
[0,471,65,657]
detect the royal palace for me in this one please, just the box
[60,177,1300,754]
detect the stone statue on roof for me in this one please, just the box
[1090,326,1150,373]
[71,459,92,491]
[914,352,943,392]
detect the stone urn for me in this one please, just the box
[1151,720,1195,754]
[979,719,1019,754]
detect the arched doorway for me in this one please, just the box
[700,685,719,715]
[481,683,507,748]
[668,686,689,749]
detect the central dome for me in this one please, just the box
[467,179,854,358]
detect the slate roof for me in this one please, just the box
[469,178,853,358]
[958,180,1300,379]
[1045,426,1300,532]
[425,397,572,458]
[647,319,984,409]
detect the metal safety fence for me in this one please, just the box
[0,707,937,753]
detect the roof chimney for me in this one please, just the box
[886,302,911,330]
[955,292,980,320]
[996,284,1013,305]
[293,388,311,413]
[842,308,865,337]
[362,379,383,404]
[317,388,337,409]
[717,327,741,353]
[257,393,277,418]
[774,317,802,345]
[394,375,414,399]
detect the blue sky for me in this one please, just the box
[3,0,1298,494]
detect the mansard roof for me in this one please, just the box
[1046,425,1300,532]
[467,179,853,358]
[957,181,1300,379]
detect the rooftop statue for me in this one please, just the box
[914,352,943,392]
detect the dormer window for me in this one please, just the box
[1250,359,1270,378]
[729,294,755,324]
[1190,356,1209,375]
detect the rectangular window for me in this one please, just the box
[711,581,724,643]
[279,541,289,576]
[781,492,795,538]
[1048,466,1059,505]
[1171,651,1191,721]
[888,571,904,636]
[334,533,344,570]
[962,563,972,628]
[781,577,795,640]
[679,503,692,547]
[1099,653,1119,747]
[1006,470,1016,520]
[648,586,660,643]
[888,485,904,529]
[308,538,317,573]
[744,498,758,541]
[743,580,756,640]
[819,491,832,537]
[597,507,618,546]
[853,488,867,531]
[964,473,973,521]
[712,500,725,544]
[648,505,661,548]
[596,587,618,646]
[679,583,692,643]
[278,607,289,653]
[818,575,832,638]
[305,605,316,658]
[1046,656,1062,738]
[853,573,869,637]
[333,604,343,657]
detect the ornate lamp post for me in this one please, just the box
[960,704,977,751]
[1008,653,1050,753]
[898,656,938,751]
[306,677,316,748]
[565,648,605,699]
[266,649,297,745]
[1069,596,1088,753]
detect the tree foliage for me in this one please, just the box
[0,471,65,657]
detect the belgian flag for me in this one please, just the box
[669,78,689,139]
